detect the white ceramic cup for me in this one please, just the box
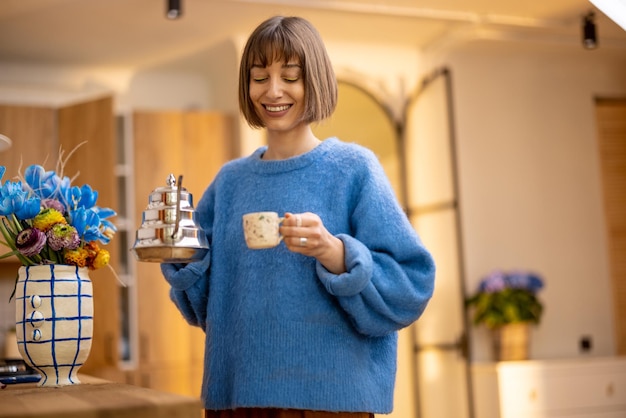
[242,211,284,249]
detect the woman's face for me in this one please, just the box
[249,59,306,134]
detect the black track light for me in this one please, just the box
[582,12,597,49]
[166,0,182,20]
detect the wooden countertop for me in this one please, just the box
[0,375,202,418]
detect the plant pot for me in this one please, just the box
[492,322,530,361]
[14,264,93,387]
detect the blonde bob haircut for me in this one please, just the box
[239,16,338,129]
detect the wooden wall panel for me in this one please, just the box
[57,96,120,374]
[0,104,57,176]
[132,110,232,397]
[0,105,57,263]
[595,98,626,355]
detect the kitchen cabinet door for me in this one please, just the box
[56,97,121,376]
[473,357,626,418]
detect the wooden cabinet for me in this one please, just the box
[472,357,626,418]
[131,109,233,397]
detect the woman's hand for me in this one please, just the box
[281,212,346,275]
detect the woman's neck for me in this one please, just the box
[262,124,321,160]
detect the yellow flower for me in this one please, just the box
[33,208,67,231]
[91,249,110,269]
[64,247,89,267]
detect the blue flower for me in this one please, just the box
[0,180,41,220]
[478,269,544,294]
[69,207,112,244]
[24,165,53,197]
[506,270,544,292]
[64,185,82,211]
[24,165,71,203]
[479,270,507,293]
[15,196,41,220]
[95,207,117,230]
[76,184,98,209]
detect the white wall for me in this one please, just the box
[435,40,626,362]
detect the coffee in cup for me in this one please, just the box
[242,211,284,249]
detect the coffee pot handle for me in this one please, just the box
[171,174,183,239]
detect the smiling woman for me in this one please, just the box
[159,15,436,418]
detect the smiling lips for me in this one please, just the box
[265,104,291,112]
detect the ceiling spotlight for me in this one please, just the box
[582,11,597,49]
[166,0,182,20]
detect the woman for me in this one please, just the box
[161,15,436,418]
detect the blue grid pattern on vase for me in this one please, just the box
[15,265,93,386]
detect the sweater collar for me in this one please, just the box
[247,137,337,174]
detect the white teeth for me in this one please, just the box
[266,105,290,112]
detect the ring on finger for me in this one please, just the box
[299,237,307,247]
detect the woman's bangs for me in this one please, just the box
[250,33,301,67]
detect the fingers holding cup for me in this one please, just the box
[282,212,318,253]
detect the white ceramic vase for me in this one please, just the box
[15,264,93,387]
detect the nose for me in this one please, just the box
[266,78,284,99]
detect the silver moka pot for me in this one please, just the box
[131,174,209,263]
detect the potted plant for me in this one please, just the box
[466,270,544,361]
[0,153,117,386]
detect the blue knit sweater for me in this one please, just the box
[160,137,435,413]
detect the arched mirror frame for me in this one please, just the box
[403,68,474,418]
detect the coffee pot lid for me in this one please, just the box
[152,173,186,193]
[148,174,192,208]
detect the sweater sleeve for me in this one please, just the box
[316,152,436,337]
[161,251,211,331]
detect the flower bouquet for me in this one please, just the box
[0,163,116,273]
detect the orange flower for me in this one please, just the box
[63,247,89,267]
